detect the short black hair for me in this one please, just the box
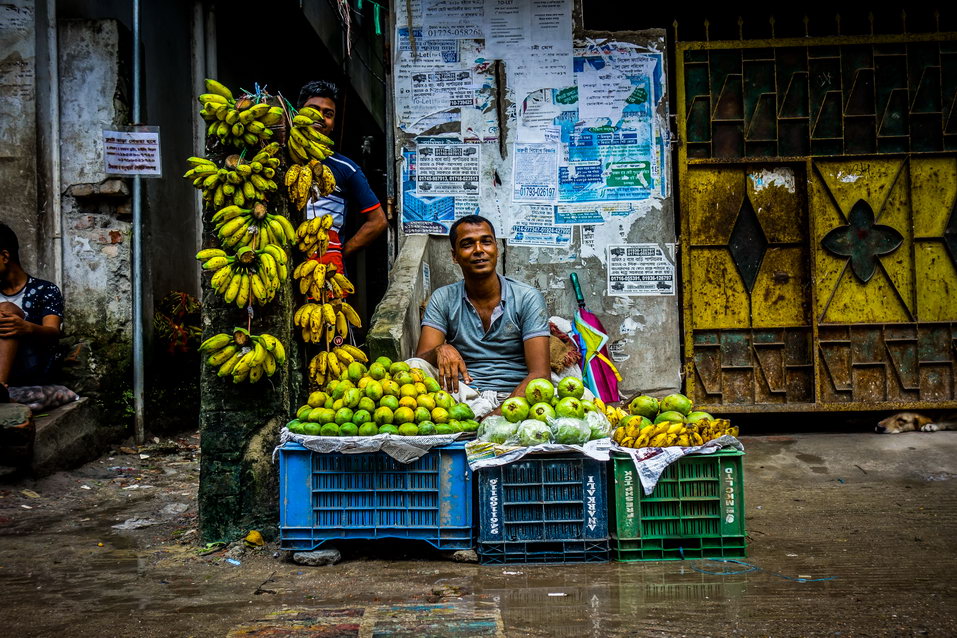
[298,80,340,108]
[0,222,20,264]
[449,215,496,248]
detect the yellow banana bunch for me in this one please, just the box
[604,404,628,426]
[183,145,281,208]
[199,328,287,384]
[612,417,736,449]
[293,299,362,344]
[284,159,336,210]
[198,79,283,148]
[197,245,288,308]
[293,259,327,300]
[294,214,333,256]
[210,202,297,249]
[287,107,335,164]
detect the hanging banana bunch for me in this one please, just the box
[294,214,333,256]
[197,79,284,149]
[210,202,297,249]
[286,106,335,164]
[196,245,288,308]
[293,300,361,346]
[284,159,337,210]
[199,328,287,384]
[183,144,282,209]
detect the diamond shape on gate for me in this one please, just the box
[944,195,957,269]
[728,195,768,292]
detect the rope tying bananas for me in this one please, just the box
[198,79,283,148]
[199,328,287,384]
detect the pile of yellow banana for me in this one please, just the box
[613,418,739,449]
[308,346,368,385]
[293,301,362,346]
[287,107,335,164]
[284,160,336,210]
[199,328,287,384]
[294,214,334,256]
[198,79,283,148]
[604,404,629,426]
[198,245,288,308]
[211,203,296,249]
[293,260,355,301]
[184,144,282,209]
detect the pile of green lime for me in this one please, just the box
[286,357,479,437]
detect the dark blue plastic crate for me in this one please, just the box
[478,539,610,564]
[279,441,474,551]
[476,454,608,544]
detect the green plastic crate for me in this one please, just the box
[610,449,746,561]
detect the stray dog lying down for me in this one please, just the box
[876,412,957,434]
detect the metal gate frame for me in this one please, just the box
[675,30,957,413]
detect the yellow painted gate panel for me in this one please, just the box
[677,33,957,412]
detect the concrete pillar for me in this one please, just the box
[0,0,39,273]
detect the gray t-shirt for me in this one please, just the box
[422,275,550,393]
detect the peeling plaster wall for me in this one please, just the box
[59,20,133,343]
[0,0,40,275]
[390,23,681,398]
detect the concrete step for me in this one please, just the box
[32,397,97,477]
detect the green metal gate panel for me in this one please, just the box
[676,31,957,412]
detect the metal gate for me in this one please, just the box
[676,29,957,412]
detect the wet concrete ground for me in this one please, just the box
[0,430,955,637]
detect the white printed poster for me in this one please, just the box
[103,127,162,177]
[512,143,558,203]
[606,243,676,296]
[507,204,571,246]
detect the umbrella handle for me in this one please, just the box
[569,273,586,307]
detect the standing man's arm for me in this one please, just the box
[342,205,388,258]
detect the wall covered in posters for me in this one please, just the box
[391,0,681,395]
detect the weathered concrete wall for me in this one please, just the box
[57,20,134,422]
[380,15,681,399]
[0,0,39,274]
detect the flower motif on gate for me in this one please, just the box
[821,199,903,283]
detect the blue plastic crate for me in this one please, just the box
[476,454,608,544]
[478,539,610,564]
[279,441,474,551]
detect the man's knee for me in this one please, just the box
[0,302,23,318]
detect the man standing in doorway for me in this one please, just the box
[0,223,63,402]
[298,80,388,274]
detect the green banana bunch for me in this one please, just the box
[183,144,281,209]
[196,245,289,308]
[199,328,287,384]
[210,202,297,249]
[287,107,335,164]
[198,79,284,148]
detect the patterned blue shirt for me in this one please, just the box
[422,275,550,393]
[1,276,64,325]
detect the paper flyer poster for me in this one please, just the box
[402,140,481,235]
[507,204,572,246]
[606,243,676,296]
[511,143,558,203]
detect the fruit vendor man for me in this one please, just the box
[298,80,388,274]
[0,223,64,402]
[412,215,551,418]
